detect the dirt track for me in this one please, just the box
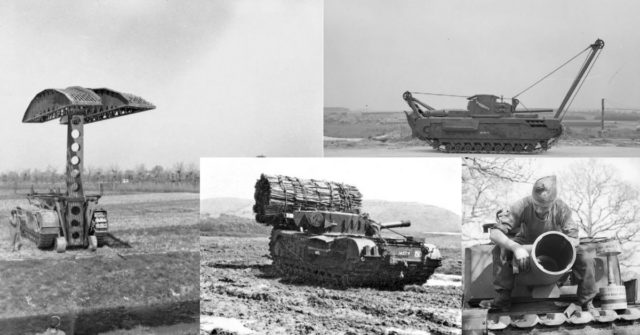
[200,236,462,335]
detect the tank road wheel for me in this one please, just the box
[525,143,534,152]
[453,143,462,152]
[463,143,472,152]
[503,143,513,152]
[443,143,452,152]
[494,143,504,152]
[54,237,67,253]
[473,143,483,152]
[514,143,523,153]
[482,143,492,152]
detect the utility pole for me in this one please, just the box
[601,98,605,133]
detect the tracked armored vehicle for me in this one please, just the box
[462,225,640,334]
[404,39,605,153]
[254,174,442,288]
[15,87,154,252]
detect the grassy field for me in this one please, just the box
[0,192,199,333]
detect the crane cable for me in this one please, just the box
[512,45,591,99]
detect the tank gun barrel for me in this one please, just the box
[379,220,411,229]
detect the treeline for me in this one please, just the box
[0,163,199,193]
[595,111,640,121]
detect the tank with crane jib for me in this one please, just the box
[253,174,443,288]
[15,87,155,252]
[404,39,605,153]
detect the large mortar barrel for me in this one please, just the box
[518,231,576,286]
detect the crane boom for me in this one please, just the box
[554,39,605,119]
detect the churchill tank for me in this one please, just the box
[254,174,442,288]
[404,39,605,153]
[15,86,154,252]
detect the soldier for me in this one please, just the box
[480,175,597,312]
[8,209,22,252]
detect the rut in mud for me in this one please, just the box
[200,236,462,335]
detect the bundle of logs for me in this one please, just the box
[254,174,362,224]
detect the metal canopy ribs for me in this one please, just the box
[22,86,155,124]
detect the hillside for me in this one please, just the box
[200,197,461,235]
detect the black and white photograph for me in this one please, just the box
[461,157,640,334]
[199,158,462,334]
[0,0,321,334]
[324,0,640,157]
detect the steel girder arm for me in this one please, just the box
[554,39,605,119]
[403,91,436,116]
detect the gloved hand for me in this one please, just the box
[513,246,530,272]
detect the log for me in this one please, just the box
[253,174,362,224]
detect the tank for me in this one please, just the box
[462,223,640,334]
[404,92,562,153]
[404,39,605,154]
[254,174,442,288]
[15,86,154,252]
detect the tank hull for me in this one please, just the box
[17,205,108,251]
[270,229,441,288]
[462,241,640,333]
[405,111,563,153]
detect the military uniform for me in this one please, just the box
[491,177,597,305]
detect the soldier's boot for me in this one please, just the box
[479,289,512,311]
[582,300,598,316]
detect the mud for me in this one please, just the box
[200,236,462,335]
[0,300,199,335]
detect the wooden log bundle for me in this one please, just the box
[253,174,362,224]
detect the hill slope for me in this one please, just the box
[200,197,460,236]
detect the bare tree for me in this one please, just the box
[462,158,533,218]
[560,159,640,241]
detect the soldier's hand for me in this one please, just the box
[513,246,530,272]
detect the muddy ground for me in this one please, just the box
[200,236,462,335]
[0,192,200,335]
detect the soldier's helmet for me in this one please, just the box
[49,315,61,329]
[532,175,557,208]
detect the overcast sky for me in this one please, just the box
[0,0,322,173]
[201,157,462,214]
[325,0,640,112]
[505,158,640,195]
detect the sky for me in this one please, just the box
[502,157,640,195]
[0,0,322,173]
[200,157,462,214]
[325,0,640,112]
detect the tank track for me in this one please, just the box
[467,306,640,334]
[269,231,440,288]
[426,139,559,154]
[20,225,56,249]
